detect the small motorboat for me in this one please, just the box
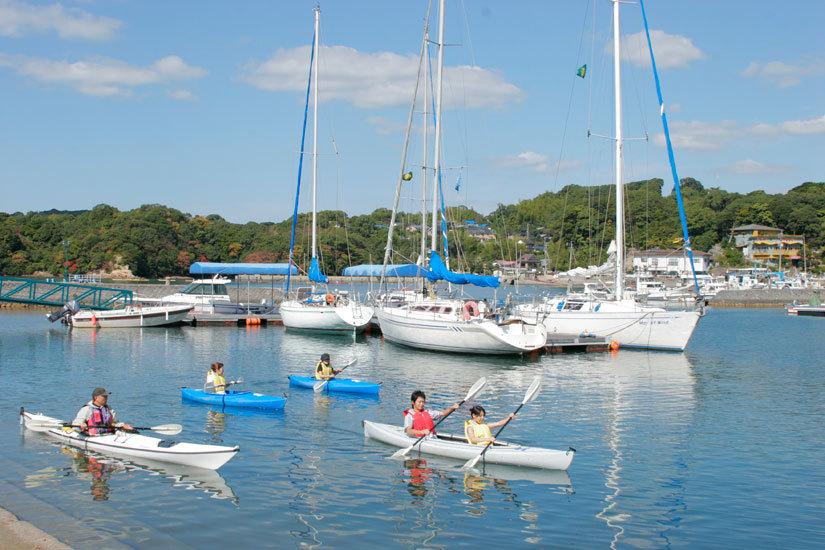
[48,302,194,328]
[288,375,380,396]
[181,388,286,411]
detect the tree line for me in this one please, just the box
[1,179,823,278]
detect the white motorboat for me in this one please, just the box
[68,304,193,328]
[363,421,575,471]
[21,412,238,470]
[137,277,270,315]
[377,297,546,354]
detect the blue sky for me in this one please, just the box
[1,0,823,223]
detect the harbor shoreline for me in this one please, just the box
[0,505,71,550]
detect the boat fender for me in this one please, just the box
[556,301,565,311]
[609,340,620,351]
[462,301,479,320]
[325,293,335,305]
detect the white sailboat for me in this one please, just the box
[280,7,374,333]
[375,0,547,355]
[513,0,702,351]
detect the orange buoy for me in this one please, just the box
[609,340,620,351]
[325,293,335,305]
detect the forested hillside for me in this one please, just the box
[1,179,823,278]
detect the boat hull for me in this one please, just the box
[514,300,700,351]
[363,421,574,470]
[181,388,286,410]
[376,306,546,355]
[22,412,238,470]
[70,305,193,328]
[288,375,380,396]
[280,301,374,332]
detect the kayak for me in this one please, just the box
[21,411,238,470]
[288,375,380,396]
[363,420,575,471]
[181,388,286,411]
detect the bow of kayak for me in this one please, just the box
[21,411,238,470]
[288,375,380,396]
[181,388,286,410]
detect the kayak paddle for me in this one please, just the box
[203,378,244,391]
[313,359,358,392]
[461,375,542,470]
[390,377,487,460]
[25,418,183,436]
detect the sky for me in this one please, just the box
[0,0,823,223]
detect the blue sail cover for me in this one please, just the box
[426,251,499,288]
[342,264,426,277]
[190,262,296,276]
[308,257,328,284]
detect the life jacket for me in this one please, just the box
[464,420,492,446]
[210,373,227,394]
[404,409,435,434]
[315,361,334,380]
[88,405,113,436]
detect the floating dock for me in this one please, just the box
[186,313,283,327]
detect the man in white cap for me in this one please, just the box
[73,387,133,435]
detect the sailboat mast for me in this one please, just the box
[612,0,625,300]
[311,6,320,259]
[421,26,430,263]
[430,0,445,254]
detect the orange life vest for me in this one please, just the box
[404,409,435,433]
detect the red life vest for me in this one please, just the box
[88,406,113,436]
[404,409,436,434]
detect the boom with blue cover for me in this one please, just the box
[426,251,499,288]
[343,264,427,277]
[190,262,296,276]
[309,257,328,284]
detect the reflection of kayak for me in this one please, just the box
[22,411,239,470]
[181,388,286,410]
[363,420,575,471]
[288,375,380,396]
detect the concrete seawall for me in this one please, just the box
[709,288,822,308]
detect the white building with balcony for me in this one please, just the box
[631,248,711,277]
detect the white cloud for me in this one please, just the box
[655,120,737,150]
[169,89,196,101]
[725,159,784,175]
[742,60,825,88]
[0,54,207,96]
[0,0,121,40]
[240,45,524,109]
[614,30,704,69]
[497,151,580,174]
[365,115,406,136]
[748,114,825,136]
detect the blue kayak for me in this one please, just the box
[288,375,380,396]
[181,388,286,410]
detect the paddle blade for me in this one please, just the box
[464,377,488,402]
[522,375,542,405]
[149,424,182,436]
[462,454,483,470]
[24,419,62,432]
[313,381,328,392]
[390,446,413,460]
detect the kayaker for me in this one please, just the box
[464,405,514,446]
[206,362,227,394]
[73,387,133,435]
[314,353,341,381]
[403,390,460,438]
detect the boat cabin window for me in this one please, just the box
[563,302,584,311]
[440,307,453,314]
[181,283,229,296]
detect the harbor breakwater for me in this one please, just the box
[709,288,822,308]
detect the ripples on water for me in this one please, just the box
[1,308,823,548]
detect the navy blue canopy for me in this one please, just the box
[342,264,426,277]
[190,262,297,276]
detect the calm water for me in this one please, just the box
[0,307,823,548]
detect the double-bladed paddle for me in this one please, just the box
[313,359,358,392]
[462,375,542,470]
[203,378,244,391]
[390,377,488,460]
[25,418,183,436]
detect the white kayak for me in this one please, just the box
[363,420,575,471]
[21,411,238,470]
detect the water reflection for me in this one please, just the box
[206,410,227,440]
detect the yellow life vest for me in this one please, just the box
[315,360,334,380]
[464,420,492,446]
[209,372,227,394]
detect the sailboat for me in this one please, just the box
[280,7,374,333]
[374,0,547,355]
[513,0,702,351]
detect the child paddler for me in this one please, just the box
[206,362,227,394]
[314,353,341,381]
[464,405,514,446]
[403,390,460,438]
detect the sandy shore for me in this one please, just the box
[0,507,71,550]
